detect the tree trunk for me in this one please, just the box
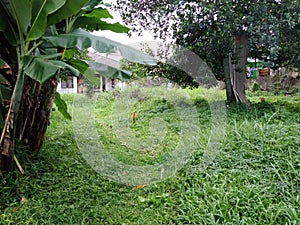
[0,61,17,172]
[0,76,57,172]
[231,33,250,106]
[17,78,58,154]
[223,57,236,102]
[223,33,250,106]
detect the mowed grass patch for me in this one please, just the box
[0,89,299,224]
[94,87,212,167]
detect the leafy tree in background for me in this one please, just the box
[116,0,300,103]
[121,57,199,88]
[0,0,155,172]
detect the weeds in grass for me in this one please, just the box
[0,90,299,224]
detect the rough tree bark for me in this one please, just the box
[0,77,57,172]
[0,109,14,172]
[223,33,250,106]
[0,48,17,172]
[223,57,235,102]
[16,78,58,155]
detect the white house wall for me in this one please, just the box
[57,75,126,94]
[57,77,78,94]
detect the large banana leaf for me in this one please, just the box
[24,58,58,83]
[73,18,130,33]
[63,48,132,83]
[47,0,91,25]
[0,3,7,31]
[0,1,20,45]
[9,0,32,35]
[84,7,113,19]
[27,0,66,41]
[87,61,132,81]
[43,32,94,50]
[68,59,100,85]
[24,57,79,83]
[54,92,71,120]
[82,0,103,12]
[50,60,80,77]
[44,29,157,65]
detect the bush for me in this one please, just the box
[249,81,261,92]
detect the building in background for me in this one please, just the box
[57,52,125,94]
[57,76,78,94]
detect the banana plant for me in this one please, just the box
[0,0,156,172]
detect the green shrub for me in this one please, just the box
[249,81,261,92]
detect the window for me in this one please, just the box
[61,77,74,88]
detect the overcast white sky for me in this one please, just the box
[92,0,160,45]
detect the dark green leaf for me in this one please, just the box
[50,60,80,77]
[0,4,8,31]
[84,7,113,19]
[68,59,89,73]
[82,67,100,86]
[24,58,59,83]
[3,27,18,46]
[21,55,34,71]
[82,0,103,12]
[54,92,71,120]
[0,83,12,102]
[27,0,66,41]
[45,48,58,55]
[12,73,25,115]
[63,49,77,59]
[0,1,22,45]
[47,0,90,25]
[24,58,79,84]
[73,17,130,33]
[68,59,99,85]
[39,53,63,59]
[10,0,32,35]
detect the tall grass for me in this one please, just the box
[0,89,299,224]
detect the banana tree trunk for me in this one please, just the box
[17,78,58,154]
[0,63,17,172]
[1,76,58,172]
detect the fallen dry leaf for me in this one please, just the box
[131,184,146,191]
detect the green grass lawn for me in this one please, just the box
[0,88,299,224]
